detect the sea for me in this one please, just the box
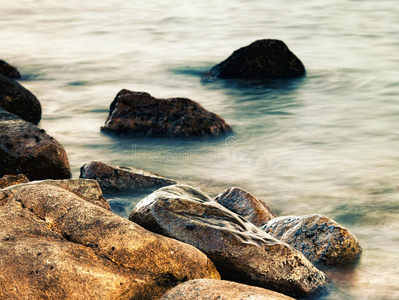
[1,0,398,299]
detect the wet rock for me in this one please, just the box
[261,214,362,266]
[215,187,277,226]
[209,39,305,80]
[0,74,41,124]
[0,174,29,189]
[0,108,71,180]
[129,184,327,298]
[0,183,220,299]
[101,89,232,137]
[0,59,21,79]
[161,279,295,300]
[80,160,177,193]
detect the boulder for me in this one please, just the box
[262,215,362,266]
[0,59,21,79]
[0,183,220,299]
[161,279,295,300]
[0,74,41,124]
[0,174,29,189]
[0,108,71,180]
[101,89,232,137]
[209,39,305,80]
[215,187,276,226]
[80,160,177,192]
[129,185,327,298]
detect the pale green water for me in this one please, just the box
[1,0,398,298]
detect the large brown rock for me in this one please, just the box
[0,59,21,79]
[161,279,295,300]
[215,187,277,226]
[80,160,177,192]
[101,89,232,137]
[209,39,305,80]
[0,74,41,124]
[129,185,327,298]
[0,174,29,189]
[0,108,71,180]
[0,183,220,299]
[262,215,362,266]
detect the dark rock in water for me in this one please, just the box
[0,174,29,189]
[80,160,177,193]
[209,39,305,80]
[0,108,71,180]
[101,89,232,137]
[0,74,41,124]
[130,184,327,298]
[261,214,362,266]
[161,279,295,300]
[0,183,220,299]
[215,187,277,226]
[0,60,21,79]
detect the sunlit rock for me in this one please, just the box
[0,174,29,189]
[130,184,327,298]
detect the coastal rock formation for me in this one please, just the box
[80,160,177,193]
[262,214,362,266]
[215,187,277,226]
[0,183,220,299]
[0,74,41,124]
[0,108,71,180]
[161,279,295,300]
[101,89,232,137]
[0,59,21,79]
[130,185,327,298]
[209,39,305,80]
[0,174,29,189]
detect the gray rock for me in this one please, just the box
[209,39,305,80]
[0,108,71,180]
[0,183,220,299]
[161,279,295,300]
[80,160,177,192]
[129,184,327,298]
[0,74,41,124]
[262,214,362,266]
[215,187,277,226]
[101,89,232,137]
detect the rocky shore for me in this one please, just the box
[0,49,362,299]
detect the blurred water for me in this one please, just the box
[1,0,399,298]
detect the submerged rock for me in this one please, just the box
[80,160,177,192]
[261,214,362,266]
[130,184,327,298]
[215,187,277,226]
[0,108,71,180]
[161,279,295,300]
[0,174,29,189]
[0,74,41,124]
[101,89,232,137]
[0,183,219,299]
[0,59,21,79]
[209,39,305,80]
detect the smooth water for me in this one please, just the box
[1,0,398,298]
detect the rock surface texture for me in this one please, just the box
[0,59,21,79]
[0,108,71,180]
[215,187,277,226]
[209,39,305,80]
[101,89,232,137]
[130,184,327,298]
[160,279,295,300]
[80,160,177,192]
[0,174,29,189]
[0,182,220,299]
[262,214,362,266]
[0,74,41,124]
